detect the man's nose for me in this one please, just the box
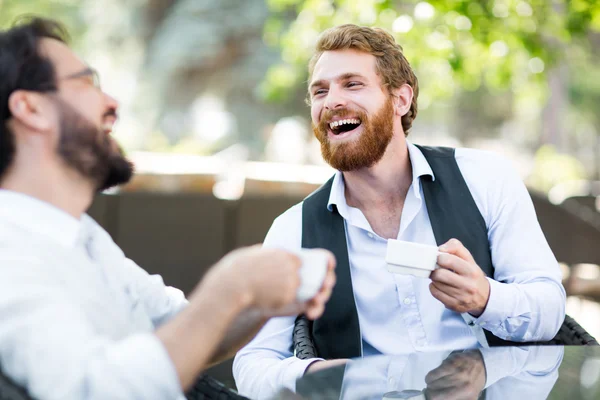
[103,92,119,112]
[323,86,347,110]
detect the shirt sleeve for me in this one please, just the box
[233,203,323,400]
[121,258,189,328]
[456,149,566,342]
[0,255,183,400]
[87,216,188,329]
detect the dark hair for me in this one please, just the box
[0,17,70,180]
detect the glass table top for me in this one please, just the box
[273,345,600,400]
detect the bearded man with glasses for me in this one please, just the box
[0,17,336,400]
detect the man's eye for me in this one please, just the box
[347,82,362,88]
[313,89,327,96]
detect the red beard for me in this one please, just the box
[312,97,394,171]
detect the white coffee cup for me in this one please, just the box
[385,239,440,278]
[296,248,330,301]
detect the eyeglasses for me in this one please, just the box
[59,67,101,90]
[2,68,103,121]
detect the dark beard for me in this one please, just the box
[55,98,134,192]
[312,97,394,172]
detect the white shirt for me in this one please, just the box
[0,190,188,400]
[233,142,566,399]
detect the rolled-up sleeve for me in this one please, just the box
[0,257,183,400]
[457,150,566,342]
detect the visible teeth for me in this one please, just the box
[329,118,360,129]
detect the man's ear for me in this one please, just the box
[391,84,413,117]
[7,90,53,132]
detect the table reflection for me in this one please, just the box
[275,346,579,400]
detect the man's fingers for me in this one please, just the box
[436,252,470,275]
[430,282,461,310]
[316,267,336,300]
[304,271,335,319]
[305,303,325,320]
[425,365,455,385]
[430,268,464,289]
[426,374,466,391]
[326,251,337,270]
[429,280,465,299]
[439,238,475,264]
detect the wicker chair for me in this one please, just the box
[293,314,599,360]
[0,371,247,400]
[185,374,248,400]
[540,315,599,345]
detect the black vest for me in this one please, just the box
[301,145,519,360]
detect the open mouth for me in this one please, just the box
[329,118,362,135]
[102,122,114,135]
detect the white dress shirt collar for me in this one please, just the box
[0,189,83,249]
[327,141,434,212]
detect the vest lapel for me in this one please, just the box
[416,145,494,277]
[416,145,526,346]
[299,146,516,358]
[302,177,362,359]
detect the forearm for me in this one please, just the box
[234,353,322,399]
[233,316,322,399]
[156,274,251,390]
[208,308,269,366]
[475,278,566,341]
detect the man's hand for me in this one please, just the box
[203,247,336,365]
[429,238,490,317]
[201,246,302,312]
[204,246,336,319]
[424,350,486,400]
[160,246,335,390]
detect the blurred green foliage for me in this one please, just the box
[261,0,600,105]
[0,0,86,45]
[1,0,598,190]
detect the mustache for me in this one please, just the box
[320,108,357,123]
[103,109,118,119]
[318,108,366,129]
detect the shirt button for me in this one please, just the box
[403,297,411,305]
[388,377,396,386]
[367,232,374,238]
[480,321,487,326]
